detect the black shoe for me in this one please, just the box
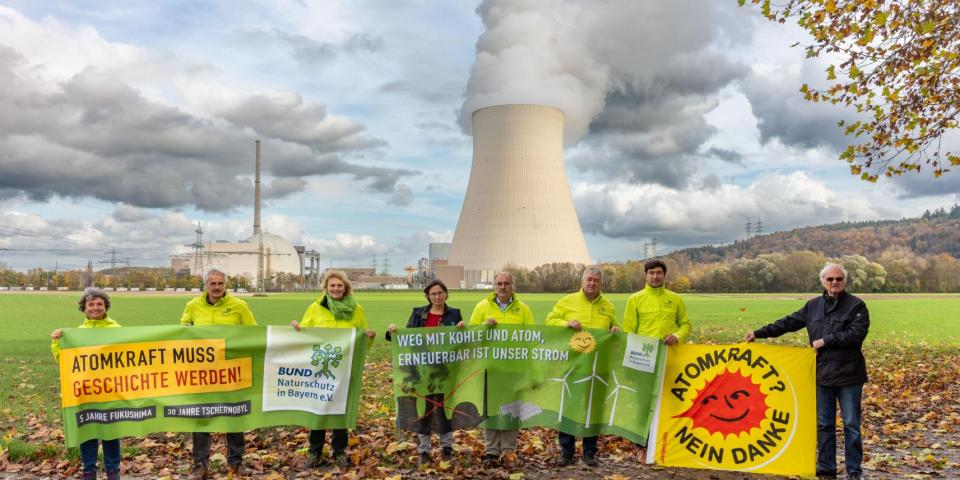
[847,474,865,480]
[310,453,325,468]
[482,453,499,467]
[583,453,598,467]
[556,454,574,467]
[419,452,431,464]
[441,447,453,460]
[334,454,350,468]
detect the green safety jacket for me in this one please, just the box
[51,317,121,362]
[179,292,257,326]
[468,292,535,325]
[544,290,618,330]
[300,294,368,330]
[623,284,691,342]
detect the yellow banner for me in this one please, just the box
[651,343,815,477]
[59,339,252,407]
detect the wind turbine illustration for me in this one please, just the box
[606,369,636,425]
[547,366,576,421]
[573,352,608,426]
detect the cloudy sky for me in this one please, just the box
[0,0,956,272]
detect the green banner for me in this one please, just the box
[58,326,368,447]
[391,325,665,444]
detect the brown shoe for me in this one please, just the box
[228,463,252,477]
[189,462,209,480]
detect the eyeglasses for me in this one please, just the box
[824,277,845,283]
[428,291,446,297]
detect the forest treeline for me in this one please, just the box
[507,206,960,293]
[5,207,960,293]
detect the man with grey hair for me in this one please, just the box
[545,266,619,467]
[462,271,534,467]
[745,263,869,480]
[180,266,257,479]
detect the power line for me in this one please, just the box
[191,223,204,275]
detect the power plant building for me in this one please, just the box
[447,104,592,286]
[172,141,304,286]
[174,233,302,284]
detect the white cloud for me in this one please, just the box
[303,233,385,266]
[574,171,892,248]
[0,6,410,212]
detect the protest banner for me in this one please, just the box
[58,326,367,447]
[391,325,665,444]
[649,343,816,477]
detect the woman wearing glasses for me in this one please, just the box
[386,279,463,464]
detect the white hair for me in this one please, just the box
[819,263,847,281]
[494,271,514,283]
[202,266,228,284]
[582,265,603,281]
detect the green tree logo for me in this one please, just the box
[642,342,655,355]
[311,344,343,380]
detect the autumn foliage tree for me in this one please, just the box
[741,0,960,180]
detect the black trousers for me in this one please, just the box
[309,429,348,457]
[192,432,245,465]
[558,432,597,457]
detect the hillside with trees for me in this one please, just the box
[675,205,960,263]
[503,206,960,294]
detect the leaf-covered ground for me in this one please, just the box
[3,344,958,480]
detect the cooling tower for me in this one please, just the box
[447,104,592,284]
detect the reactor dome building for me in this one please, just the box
[446,104,592,286]
[171,141,305,287]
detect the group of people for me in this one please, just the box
[51,259,869,480]
[51,267,372,480]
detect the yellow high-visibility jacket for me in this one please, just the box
[179,292,257,326]
[51,317,121,362]
[623,285,690,342]
[300,294,368,330]
[468,292,535,325]
[544,290,617,330]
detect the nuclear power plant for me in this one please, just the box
[171,141,317,288]
[171,105,593,290]
[444,104,592,286]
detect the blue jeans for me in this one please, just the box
[79,438,121,474]
[816,384,863,477]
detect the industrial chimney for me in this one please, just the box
[447,104,592,285]
[253,139,262,236]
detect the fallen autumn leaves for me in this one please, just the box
[2,347,958,479]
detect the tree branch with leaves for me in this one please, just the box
[741,0,960,180]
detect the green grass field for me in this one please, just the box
[1,291,958,445]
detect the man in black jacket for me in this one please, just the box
[745,264,869,480]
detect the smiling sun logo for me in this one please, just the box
[658,345,814,475]
[674,368,768,437]
[569,331,596,354]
